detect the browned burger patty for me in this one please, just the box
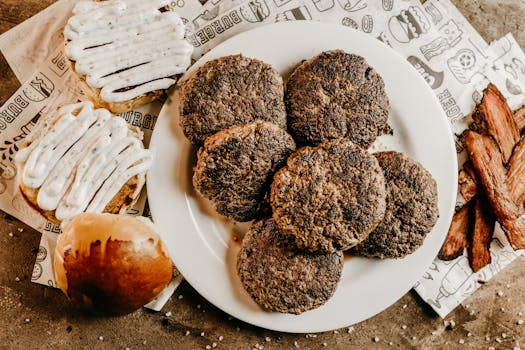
[179,55,287,145]
[286,50,390,148]
[193,121,295,222]
[270,138,387,253]
[237,218,343,314]
[353,151,439,259]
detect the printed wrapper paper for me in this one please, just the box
[1,0,524,316]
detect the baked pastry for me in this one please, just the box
[15,101,152,224]
[237,218,343,314]
[270,138,387,253]
[54,213,173,315]
[193,121,295,222]
[64,0,193,114]
[285,50,390,148]
[179,55,287,145]
[353,151,439,259]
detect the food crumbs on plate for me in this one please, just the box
[206,345,211,350]
[402,304,407,309]
[431,331,438,335]
[459,339,465,344]
[411,336,417,340]
[373,337,380,342]
[178,295,183,300]
[98,336,103,341]
[333,330,339,334]
[17,228,24,232]
[165,311,172,317]
[486,336,491,341]
[201,332,205,337]
[265,337,271,342]
[321,342,327,347]
[502,333,507,338]
[495,338,502,343]
[497,291,504,297]
[15,277,20,282]
[24,318,30,323]
[212,343,217,348]
[517,319,524,325]
[185,331,190,336]
[401,324,407,330]
[389,342,393,346]
[293,340,299,348]
[467,332,473,337]
[219,336,224,341]
[8,232,13,237]
[347,327,354,334]
[488,347,495,350]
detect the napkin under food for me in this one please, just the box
[0,0,524,316]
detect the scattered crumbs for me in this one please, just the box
[519,312,523,316]
[254,344,263,350]
[389,342,393,346]
[495,338,502,343]
[517,319,524,325]
[465,304,470,309]
[411,336,417,341]
[197,304,201,309]
[431,331,438,336]
[46,331,51,335]
[293,341,299,348]
[467,332,472,337]
[178,295,183,300]
[513,347,521,350]
[488,347,495,350]
[459,339,465,344]
[486,336,490,341]
[18,228,24,232]
[347,327,354,334]
[322,342,327,347]
[8,232,13,237]
[205,345,211,350]
[402,304,407,309]
[98,336,104,341]
[501,307,505,312]
[142,341,147,345]
[165,311,172,317]
[444,320,449,327]
[125,347,130,350]
[497,291,503,297]
[445,320,456,330]
[212,343,217,348]
[333,330,339,334]
[265,337,271,342]
[24,318,30,323]
[506,284,511,289]
[15,277,20,282]
[373,337,380,343]
[219,336,224,341]
[201,332,205,337]
[450,320,456,328]
[501,333,507,338]
[185,331,190,336]
[401,325,407,330]
[470,310,476,316]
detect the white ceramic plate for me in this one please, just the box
[147,21,457,333]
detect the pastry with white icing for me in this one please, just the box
[15,101,153,224]
[64,0,193,113]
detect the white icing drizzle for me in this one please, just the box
[15,101,153,222]
[64,0,193,103]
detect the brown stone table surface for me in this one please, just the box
[1,1,525,349]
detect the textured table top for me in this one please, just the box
[1,1,525,349]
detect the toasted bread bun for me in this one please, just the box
[15,101,152,224]
[54,213,172,315]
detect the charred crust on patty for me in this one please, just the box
[237,218,343,314]
[353,151,439,259]
[270,138,387,253]
[180,55,287,145]
[193,121,295,222]
[285,50,390,148]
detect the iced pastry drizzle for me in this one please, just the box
[15,102,153,222]
[64,0,193,103]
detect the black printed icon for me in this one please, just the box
[311,0,334,12]
[337,0,367,13]
[382,0,393,11]
[341,17,359,30]
[423,2,442,25]
[49,50,68,77]
[240,0,270,22]
[407,56,444,89]
[420,20,463,60]
[388,6,431,43]
[447,48,477,84]
[36,246,47,262]
[192,7,220,29]
[32,263,43,280]
[44,221,61,234]
[23,73,54,102]
[361,14,373,33]
[376,31,392,47]
[276,6,312,21]
[273,0,291,7]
